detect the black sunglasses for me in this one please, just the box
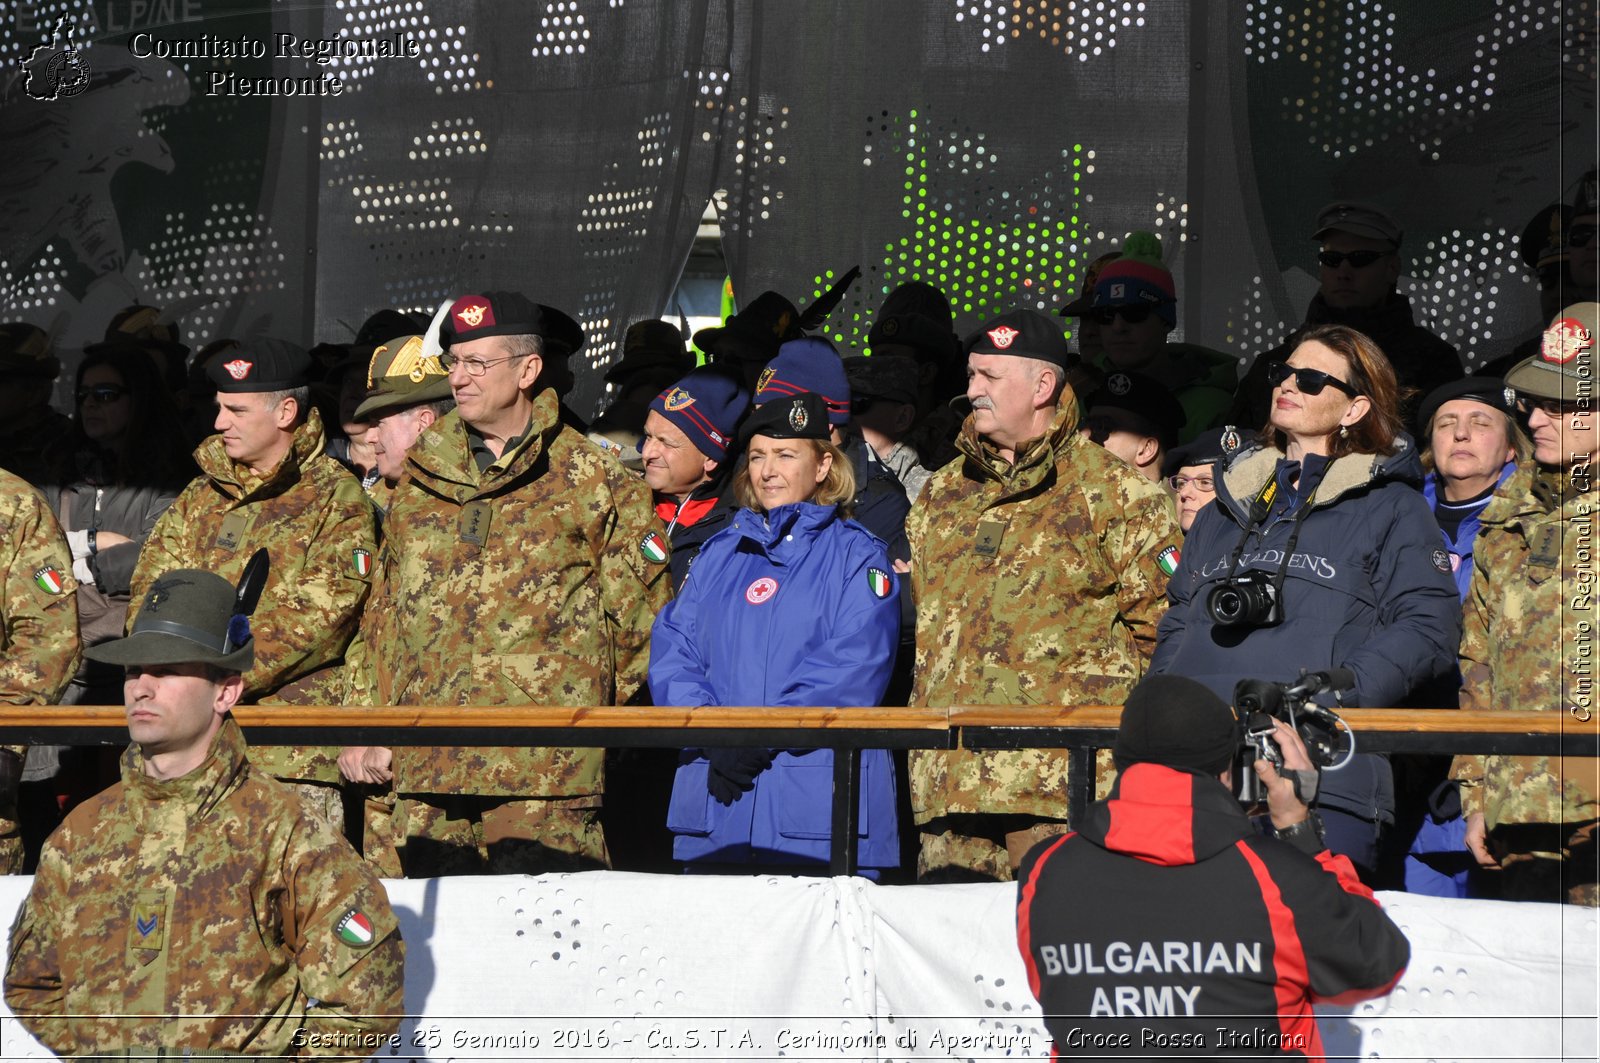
[1087,304,1155,326]
[1317,249,1389,269]
[76,385,130,404]
[1264,361,1361,398]
[1569,224,1598,248]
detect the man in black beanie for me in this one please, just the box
[1015,675,1408,1058]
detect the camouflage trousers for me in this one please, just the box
[362,788,404,879]
[916,814,1071,882]
[396,794,610,877]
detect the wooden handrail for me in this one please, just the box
[0,704,1591,734]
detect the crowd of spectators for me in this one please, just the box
[0,176,1595,905]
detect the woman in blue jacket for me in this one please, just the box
[1152,325,1462,880]
[649,392,901,874]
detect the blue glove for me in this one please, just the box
[703,747,773,806]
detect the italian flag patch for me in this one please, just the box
[1156,545,1180,576]
[33,567,64,595]
[352,548,372,577]
[335,909,374,947]
[640,531,668,565]
[867,567,892,599]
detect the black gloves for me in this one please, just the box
[703,747,773,806]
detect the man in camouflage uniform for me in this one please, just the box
[1452,302,1600,905]
[907,308,1180,881]
[351,291,670,876]
[0,469,80,872]
[5,567,403,1056]
[130,338,376,827]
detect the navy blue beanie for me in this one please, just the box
[755,337,851,425]
[649,367,750,462]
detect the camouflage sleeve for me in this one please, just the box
[1099,477,1180,663]
[127,481,200,614]
[1449,548,1495,811]
[598,464,671,704]
[0,485,80,705]
[244,482,375,699]
[3,839,70,1053]
[288,821,404,1051]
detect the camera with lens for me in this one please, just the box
[1234,671,1355,772]
[1206,571,1282,628]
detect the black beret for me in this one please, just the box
[206,337,311,393]
[1417,375,1516,432]
[963,308,1071,368]
[440,291,584,356]
[740,392,830,445]
[1086,370,1186,450]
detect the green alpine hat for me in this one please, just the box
[1506,302,1598,404]
[353,334,453,421]
[86,569,255,672]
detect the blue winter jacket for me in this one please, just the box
[649,501,901,869]
[1421,461,1517,601]
[1151,438,1462,823]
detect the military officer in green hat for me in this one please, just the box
[5,566,404,1057]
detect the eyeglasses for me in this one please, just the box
[1167,474,1215,492]
[1518,395,1577,417]
[1264,360,1361,398]
[1087,304,1156,326]
[1317,249,1390,269]
[76,385,129,404]
[1569,224,1598,248]
[437,351,527,377]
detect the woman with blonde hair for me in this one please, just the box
[649,392,901,875]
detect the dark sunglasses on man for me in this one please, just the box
[1087,304,1157,326]
[76,385,130,404]
[1264,360,1361,398]
[1568,223,1598,248]
[1316,249,1390,269]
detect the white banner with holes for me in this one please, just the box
[0,874,1593,1060]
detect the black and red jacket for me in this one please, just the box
[1016,763,1409,1058]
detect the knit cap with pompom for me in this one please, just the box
[1091,231,1177,328]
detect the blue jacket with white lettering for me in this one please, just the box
[1016,763,1409,1058]
[649,501,901,870]
[1150,439,1462,825]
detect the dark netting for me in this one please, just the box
[0,1,1593,418]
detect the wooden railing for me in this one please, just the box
[4,705,1593,873]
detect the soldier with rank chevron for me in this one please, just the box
[347,290,670,875]
[128,337,377,828]
[4,565,403,1056]
[0,468,80,872]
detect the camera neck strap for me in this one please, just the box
[1220,462,1320,592]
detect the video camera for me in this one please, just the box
[1233,670,1356,772]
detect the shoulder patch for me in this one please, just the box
[335,909,376,948]
[32,566,64,595]
[640,531,668,564]
[351,547,373,577]
[1430,548,1451,573]
[1156,545,1181,576]
[867,567,893,599]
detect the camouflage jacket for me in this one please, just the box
[0,469,79,706]
[1451,464,1597,831]
[906,400,1180,818]
[130,410,376,782]
[4,719,404,1057]
[353,389,670,798]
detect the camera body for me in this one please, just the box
[1205,571,1282,628]
[1233,672,1354,772]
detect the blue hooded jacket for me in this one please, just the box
[649,501,901,869]
[1151,437,1462,824]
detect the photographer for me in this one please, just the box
[1151,326,1462,878]
[1016,676,1409,1059]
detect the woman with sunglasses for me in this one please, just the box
[649,392,901,878]
[22,345,197,863]
[1152,324,1462,881]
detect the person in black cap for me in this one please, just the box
[4,566,404,1056]
[127,336,378,827]
[844,352,936,502]
[649,391,902,876]
[0,321,72,487]
[694,290,803,394]
[1016,675,1409,1059]
[1228,200,1463,430]
[589,319,697,468]
[905,307,1181,882]
[1078,369,1186,484]
[1161,425,1254,533]
[867,280,965,469]
[345,289,670,876]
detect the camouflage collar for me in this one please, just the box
[958,401,1079,490]
[1480,464,1592,527]
[196,407,329,501]
[123,717,251,820]
[408,388,561,498]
